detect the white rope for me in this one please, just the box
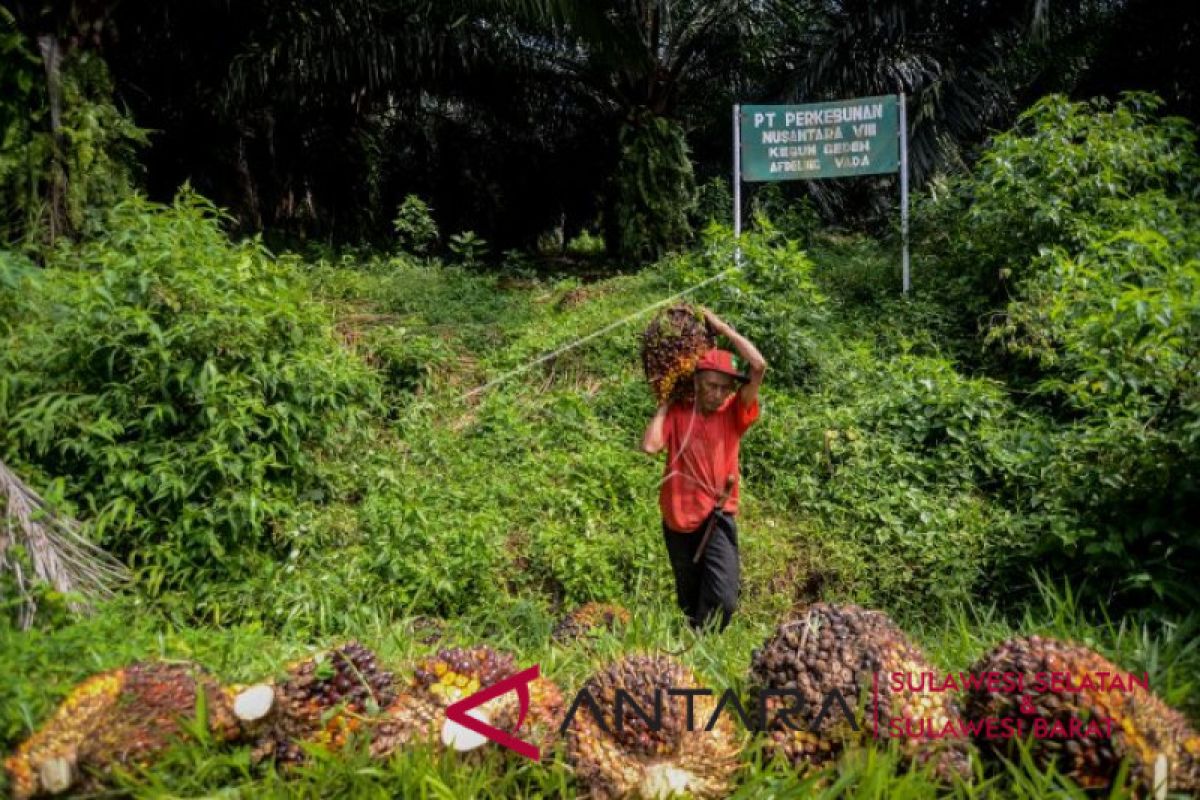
[458,262,741,402]
[448,252,746,527]
[657,388,734,501]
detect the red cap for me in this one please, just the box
[694,348,748,381]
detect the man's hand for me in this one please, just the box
[700,306,729,335]
[698,305,768,407]
[642,402,670,454]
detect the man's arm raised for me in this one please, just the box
[642,402,670,454]
[701,307,767,406]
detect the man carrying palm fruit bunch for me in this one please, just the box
[641,306,767,632]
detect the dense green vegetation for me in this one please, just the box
[2,2,1199,796]
[3,93,1199,795]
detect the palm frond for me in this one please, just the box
[0,459,129,629]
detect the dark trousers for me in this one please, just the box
[662,510,740,632]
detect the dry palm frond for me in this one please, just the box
[0,459,129,629]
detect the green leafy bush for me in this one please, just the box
[565,229,605,256]
[808,232,902,308]
[448,230,489,267]
[917,92,1199,316]
[745,351,1040,613]
[0,24,146,246]
[392,194,439,254]
[0,191,381,592]
[0,249,36,333]
[916,92,1200,607]
[991,222,1200,603]
[353,491,502,617]
[611,114,696,262]
[362,326,457,396]
[750,183,822,245]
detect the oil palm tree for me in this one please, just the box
[759,0,1124,219]
[511,0,760,259]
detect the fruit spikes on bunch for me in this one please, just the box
[412,645,518,705]
[370,645,561,759]
[4,662,241,800]
[641,304,716,406]
[966,636,1200,795]
[750,603,972,784]
[367,692,444,758]
[566,653,741,799]
[251,641,396,767]
[410,645,562,743]
[552,602,632,642]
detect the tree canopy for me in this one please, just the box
[4,0,1197,254]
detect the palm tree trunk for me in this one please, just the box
[36,33,68,244]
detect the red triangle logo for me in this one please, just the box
[445,664,541,761]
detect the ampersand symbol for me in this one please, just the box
[1019,694,1037,715]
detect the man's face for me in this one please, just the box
[695,370,737,413]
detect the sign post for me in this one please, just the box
[732,103,742,267]
[899,93,909,294]
[732,95,909,293]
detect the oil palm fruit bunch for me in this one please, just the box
[368,691,444,758]
[552,602,632,642]
[4,662,239,799]
[565,653,741,799]
[749,603,971,783]
[641,304,715,406]
[488,673,564,754]
[393,645,562,757]
[411,645,517,706]
[965,636,1200,794]
[251,641,396,767]
[365,647,511,760]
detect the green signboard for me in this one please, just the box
[740,96,899,182]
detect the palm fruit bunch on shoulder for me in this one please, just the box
[565,653,741,799]
[965,636,1200,795]
[552,602,632,642]
[250,641,396,767]
[640,303,715,406]
[370,644,562,759]
[4,662,240,800]
[749,603,971,784]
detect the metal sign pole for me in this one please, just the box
[732,104,742,250]
[899,92,910,294]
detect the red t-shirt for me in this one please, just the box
[659,391,760,533]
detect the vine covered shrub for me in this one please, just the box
[917,92,1199,316]
[0,191,381,591]
[0,24,146,246]
[918,92,1200,607]
[611,113,696,262]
